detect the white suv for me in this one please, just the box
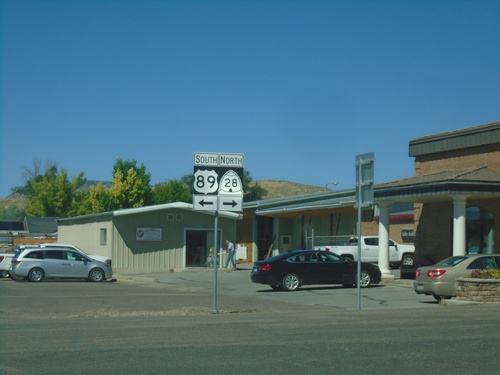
[36,243,111,266]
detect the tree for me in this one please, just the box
[152,180,192,204]
[0,205,25,220]
[25,167,86,217]
[85,182,114,213]
[11,158,57,197]
[92,158,153,210]
[108,168,147,209]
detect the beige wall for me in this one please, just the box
[58,217,113,258]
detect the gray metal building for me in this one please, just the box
[57,203,239,274]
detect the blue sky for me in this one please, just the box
[1,0,499,199]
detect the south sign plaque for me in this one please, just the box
[193,152,244,212]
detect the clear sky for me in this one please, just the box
[1,0,499,198]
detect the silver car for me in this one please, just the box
[10,247,113,282]
[413,254,500,301]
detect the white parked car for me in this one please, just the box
[10,246,112,282]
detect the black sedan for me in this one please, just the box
[251,249,382,291]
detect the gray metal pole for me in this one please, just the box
[357,161,362,311]
[212,210,219,314]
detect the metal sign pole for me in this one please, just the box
[355,152,375,311]
[357,162,362,311]
[212,210,219,314]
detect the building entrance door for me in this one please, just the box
[185,229,221,267]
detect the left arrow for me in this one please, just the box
[193,195,219,211]
[200,199,214,207]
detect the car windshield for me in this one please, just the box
[434,256,468,267]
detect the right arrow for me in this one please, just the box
[222,200,237,208]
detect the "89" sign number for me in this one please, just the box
[193,169,219,194]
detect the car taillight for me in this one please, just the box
[0,256,4,262]
[259,264,271,272]
[427,269,446,277]
[415,269,421,277]
[12,260,21,264]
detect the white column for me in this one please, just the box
[452,196,467,256]
[377,202,393,279]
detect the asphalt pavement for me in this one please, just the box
[111,262,477,311]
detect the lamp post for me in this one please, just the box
[324,182,339,190]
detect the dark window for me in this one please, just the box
[44,250,64,259]
[25,251,43,259]
[364,238,378,246]
[468,257,497,270]
[320,252,344,263]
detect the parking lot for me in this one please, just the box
[110,264,462,311]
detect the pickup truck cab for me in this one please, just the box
[315,236,415,268]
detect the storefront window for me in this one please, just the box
[466,206,494,254]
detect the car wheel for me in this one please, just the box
[357,270,372,288]
[282,273,301,291]
[28,268,44,282]
[1,270,9,278]
[88,268,105,282]
[271,285,283,291]
[401,254,414,266]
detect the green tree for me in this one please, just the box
[0,205,25,220]
[153,179,192,204]
[76,182,113,214]
[107,159,153,209]
[11,158,56,197]
[25,167,86,217]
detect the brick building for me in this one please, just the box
[376,121,500,265]
[241,121,500,279]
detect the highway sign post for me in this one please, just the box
[355,152,375,311]
[193,152,244,314]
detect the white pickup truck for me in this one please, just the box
[315,236,415,268]
[0,252,15,278]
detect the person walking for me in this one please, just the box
[224,239,237,269]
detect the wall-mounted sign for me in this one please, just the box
[401,229,415,241]
[136,227,162,241]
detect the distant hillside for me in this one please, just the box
[0,180,325,215]
[254,180,325,199]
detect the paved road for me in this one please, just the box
[2,268,499,374]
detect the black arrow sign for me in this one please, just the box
[199,199,215,207]
[222,200,238,208]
